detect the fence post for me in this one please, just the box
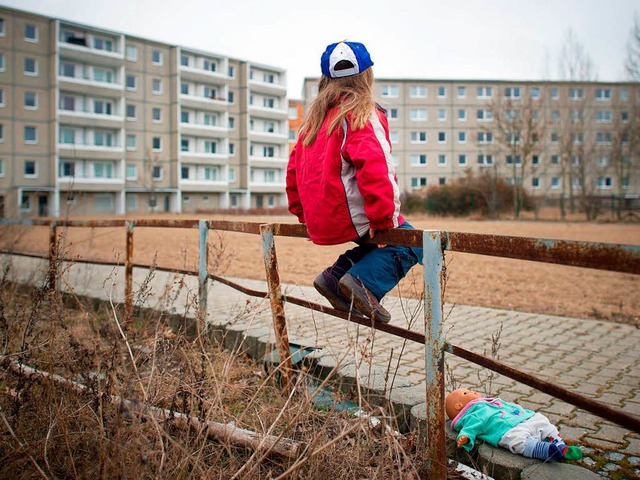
[423,230,447,479]
[125,220,135,323]
[47,221,58,292]
[259,224,294,395]
[198,220,209,330]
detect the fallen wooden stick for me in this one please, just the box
[2,358,305,459]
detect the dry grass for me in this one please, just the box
[0,262,435,479]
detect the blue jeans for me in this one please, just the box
[322,221,423,302]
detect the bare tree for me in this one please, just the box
[625,13,640,82]
[488,89,546,218]
[556,29,598,219]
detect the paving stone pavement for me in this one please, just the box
[3,255,640,479]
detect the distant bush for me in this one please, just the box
[402,171,534,217]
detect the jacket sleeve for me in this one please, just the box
[342,112,399,230]
[456,412,486,452]
[285,145,305,224]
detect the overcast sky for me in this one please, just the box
[3,0,638,97]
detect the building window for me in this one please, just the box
[152,107,161,122]
[0,54,4,72]
[24,91,37,109]
[126,134,137,150]
[152,137,162,151]
[0,158,4,177]
[94,100,112,115]
[457,109,467,121]
[228,65,235,77]
[0,124,3,142]
[387,108,398,120]
[410,154,427,166]
[410,131,427,143]
[229,143,235,154]
[59,127,74,144]
[595,110,612,123]
[438,132,446,144]
[477,86,493,99]
[94,131,113,147]
[438,154,446,165]
[126,104,136,119]
[126,75,137,90]
[569,88,583,100]
[596,132,612,145]
[477,109,493,121]
[24,24,38,42]
[152,166,163,180]
[0,88,4,107]
[457,86,466,98]
[595,88,611,100]
[152,79,162,94]
[530,87,540,100]
[550,87,559,100]
[381,85,399,97]
[532,155,540,165]
[551,177,560,189]
[0,18,5,36]
[228,117,235,129]
[550,132,559,144]
[411,177,427,189]
[410,108,427,121]
[181,166,190,180]
[437,86,447,98]
[180,54,190,67]
[24,57,38,76]
[24,126,37,144]
[409,85,427,98]
[288,107,298,120]
[228,91,234,103]
[477,154,493,166]
[597,176,613,189]
[125,45,137,61]
[477,132,493,144]
[458,154,467,165]
[504,87,521,99]
[458,131,466,143]
[152,50,163,65]
[437,109,446,121]
[550,155,559,165]
[389,131,399,143]
[24,160,37,177]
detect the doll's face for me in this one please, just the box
[445,388,482,419]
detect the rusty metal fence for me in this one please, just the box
[1,217,640,479]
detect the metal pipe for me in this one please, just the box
[423,230,447,479]
[198,220,209,330]
[259,224,294,395]
[47,221,58,292]
[125,220,135,323]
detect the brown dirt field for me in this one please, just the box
[1,212,638,325]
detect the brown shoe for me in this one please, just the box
[313,273,352,312]
[338,273,391,323]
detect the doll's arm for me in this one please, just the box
[457,436,469,448]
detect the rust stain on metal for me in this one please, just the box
[447,232,640,274]
[125,222,134,323]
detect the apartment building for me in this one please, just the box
[301,78,640,203]
[287,99,304,154]
[0,6,289,218]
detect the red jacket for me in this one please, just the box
[286,105,404,245]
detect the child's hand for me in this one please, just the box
[369,227,386,248]
[457,436,469,448]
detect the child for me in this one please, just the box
[286,41,422,323]
[446,388,582,461]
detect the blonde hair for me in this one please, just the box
[301,68,375,147]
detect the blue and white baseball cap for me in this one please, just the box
[320,41,374,78]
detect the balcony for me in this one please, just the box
[249,129,288,143]
[248,104,288,120]
[59,74,122,96]
[180,94,229,112]
[249,78,287,95]
[58,35,124,67]
[179,151,229,163]
[180,122,229,137]
[180,66,233,84]
[58,110,124,128]
[58,142,124,160]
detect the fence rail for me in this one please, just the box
[1,217,639,479]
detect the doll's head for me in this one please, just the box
[445,388,483,420]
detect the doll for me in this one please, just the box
[446,388,582,461]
